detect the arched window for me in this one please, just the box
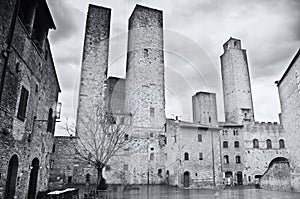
[223,141,228,148]
[184,152,189,161]
[236,155,241,164]
[224,155,229,164]
[253,139,259,148]
[279,139,285,149]
[266,139,272,149]
[234,141,239,148]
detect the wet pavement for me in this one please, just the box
[75,185,300,199]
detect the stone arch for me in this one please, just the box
[28,158,39,199]
[268,157,289,168]
[4,154,19,199]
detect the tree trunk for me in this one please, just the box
[97,167,107,191]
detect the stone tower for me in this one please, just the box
[220,38,254,124]
[76,5,111,135]
[122,5,166,184]
[124,5,165,128]
[192,92,218,127]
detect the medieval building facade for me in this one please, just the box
[0,1,288,194]
[0,0,60,198]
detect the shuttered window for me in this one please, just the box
[17,86,29,121]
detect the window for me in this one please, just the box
[222,130,228,136]
[150,107,155,117]
[47,108,53,132]
[124,134,129,141]
[224,155,229,164]
[234,141,239,148]
[150,132,154,138]
[253,139,259,148]
[50,160,54,170]
[266,139,272,149]
[123,164,128,171]
[165,153,168,161]
[184,152,189,161]
[52,144,55,153]
[68,176,72,184]
[233,129,239,136]
[150,147,154,151]
[86,173,90,183]
[144,48,149,58]
[120,117,125,124]
[199,153,203,160]
[198,134,202,142]
[17,86,29,121]
[106,165,111,171]
[279,139,285,149]
[236,155,241,164]
[208,116,211,123]
[223,141,228,148]
[158,169,162,177]
[18,0,37,32]
[150,153,154,161]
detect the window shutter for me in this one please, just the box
[17,87,29,121]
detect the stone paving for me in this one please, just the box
[72,185,300,199]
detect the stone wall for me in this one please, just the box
[277,49,300,191]
[0,0,60,198]
[49,136,77,189]
[243,122,288,184]
[260,158,291,191]
[106,77,125,114]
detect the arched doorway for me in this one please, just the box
[28,158,39,199]
[183,171,190,188]
[166,170,170,185]
[4,155,19,199]
[237,171,243,185]
[225,171,233,186]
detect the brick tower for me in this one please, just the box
[76,5,111,135]
[220,38,254,124]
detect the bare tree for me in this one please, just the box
[65,105,133,190]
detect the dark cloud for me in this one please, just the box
[48,0,83,43]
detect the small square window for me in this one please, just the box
[198,134,202,142]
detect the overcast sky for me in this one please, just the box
[47,0,300,135]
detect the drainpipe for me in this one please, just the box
[0,0,21,105]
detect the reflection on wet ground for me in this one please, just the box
[75,184,300,199]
